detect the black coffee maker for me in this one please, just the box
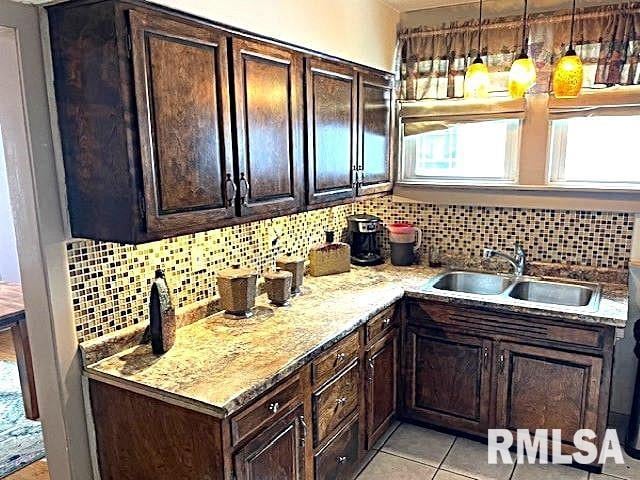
[347,214,383,266]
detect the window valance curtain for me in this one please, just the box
[397,2,640,101]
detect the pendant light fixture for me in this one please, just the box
[464,0,490,99]
[508,0,537,98]
[552,0,584,98]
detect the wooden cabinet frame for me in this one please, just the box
[304,58,358,206]
[128,9,236,235]
[231,38,305,219]
[356,70,395,197]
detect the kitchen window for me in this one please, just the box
[548,113,640,187]
[398,98,526,186]
[401,118,520,184]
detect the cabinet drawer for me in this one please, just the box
[366,305,396,344]
[314,413,360,480]
[312,331,360,388]
[313,361,360,446]
[230,374,301,446]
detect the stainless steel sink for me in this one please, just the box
[508,280,600,308]
[432,271,513,295]
[423,270,602,312]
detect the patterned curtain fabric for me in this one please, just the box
[398,2,640,101]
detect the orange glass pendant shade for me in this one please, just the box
[553,50,584,98]
[509,54,537,98]
[465,58,490,99]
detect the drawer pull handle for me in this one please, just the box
[299,414,307,447]
[337,456,348,464]
[268,402,280,414]
[336,352,346,364]
[336,397,347,406]
[498,351,505,374]
[382,317,391,326]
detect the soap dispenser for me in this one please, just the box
[308,230,351,277]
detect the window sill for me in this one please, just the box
[396,181,640,194]
[393,182,640,213]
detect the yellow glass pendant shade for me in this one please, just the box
[553,51,584,98]
[464,59,490,99]
[508,55,536,98]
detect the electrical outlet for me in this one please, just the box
[191,245,207,273]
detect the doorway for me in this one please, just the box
[0,126,47,478]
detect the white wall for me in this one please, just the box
[0,129,21,283]
[150,0,400,71]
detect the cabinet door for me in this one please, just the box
[305,58,357,205]
[234,404,306,480]
[496,342,603,453]
[357,71,394,196]
[232,38,304,218]
[365,329,398,449]
[404,326,492,435]
[129,11,235,236]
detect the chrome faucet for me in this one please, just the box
[483,242,527,276]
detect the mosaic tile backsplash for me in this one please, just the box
[68,197,635,342]
[356,197,635,270]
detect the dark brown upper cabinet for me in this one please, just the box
[231,39,304,219]
[357,70,394,196]
[48,2,236,243]
[48,0,395,243]
[305,58,358,206]
[129,10,235,236]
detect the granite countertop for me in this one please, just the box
[84,263,629,418]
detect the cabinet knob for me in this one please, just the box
[336,352,346,364]
[268,402,280,413]
[337,456,348,464]
[336,396,347,406]
[382,317,391,326]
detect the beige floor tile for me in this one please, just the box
[357,451,437,480]
[512,462,588,480]
[601,449,640,480]
[372,420,401,450]
[441,437,515,480]
[381,423,455,467]
[434,469,476,480]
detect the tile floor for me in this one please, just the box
[357,423,640,480]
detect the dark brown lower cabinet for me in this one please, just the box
[234,404,306,480]
[495,342,604,453]
[404,325,492,435]
[365,329,398,449]
[403,300,615,462]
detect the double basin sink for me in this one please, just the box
[424,271,601,312]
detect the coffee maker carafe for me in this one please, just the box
[347,215,383,266]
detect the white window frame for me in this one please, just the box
[547,104,640,190]
[398,117,522,186]
[397,97,527,187]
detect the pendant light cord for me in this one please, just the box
[477,0,483,60]
[521,0,529,55]
[569,0,577,50]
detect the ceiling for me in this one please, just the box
[383,0,476,12]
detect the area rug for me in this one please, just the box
[0,361,45,478]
